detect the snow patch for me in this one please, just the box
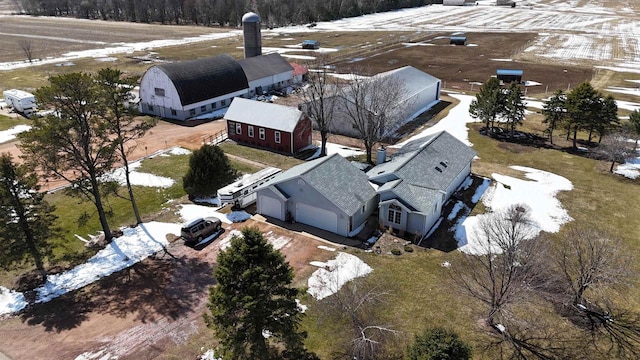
[0,124,31,144]
[307,252,372,300]
[457,166,573,255]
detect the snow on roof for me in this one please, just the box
[225,97,303,132]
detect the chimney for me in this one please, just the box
[376,146,387,165]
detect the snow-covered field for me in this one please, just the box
[1,0,639,72]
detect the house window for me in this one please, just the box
[148,104,154,112]
[154,88,165,97]
[212,103,216,109]
[235,123,242,135]
[259,128,265,140]
[171,109,177,116]
[274,131,281,143]
[189,109,196,116]
[201,105,206,112]
[221,99,226,106]
[248,126,254,138]
[362,205,365,213]
[229,121,235,135]
[388,204,402,225]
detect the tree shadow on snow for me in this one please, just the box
[20,291,94,332]
[88,255,215,323]
[19,255,215,331]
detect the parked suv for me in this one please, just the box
[181,217,222,245]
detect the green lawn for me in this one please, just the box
[299,122,640,359]
[0,114,30,132]
[218,142,305,170]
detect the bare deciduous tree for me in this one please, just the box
[599,131,633,173]
[300,55,338,157]
[450,205,561,359]
[451,205,542,327]
[546,227,630,307]
[314,265,400,360]
[339,68,406,164]
[18,39,35,63]
[537,226,640,358]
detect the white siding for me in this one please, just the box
[139,67,183,116]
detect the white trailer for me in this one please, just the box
[3,89,36,117]
[218,167,282,208]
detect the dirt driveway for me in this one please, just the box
[0,216,338,360]
[0,117,341,359]
[0,117,228,188]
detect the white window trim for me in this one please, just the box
[387,205,402,225]
[235,123,242,135]
[274,131,281,143]
[259,128,265,140]
[248,125,254,138]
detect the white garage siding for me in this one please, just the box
[258,195,285,221]
[295,202,338,234]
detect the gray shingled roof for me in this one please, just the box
[157,54,248,106]
[269,154,376,216]
[369,131,476,212]
[237,53,293,82]
[388,182,441,213]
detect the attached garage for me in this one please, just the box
[296,202,338,234]
[258,195,284,221]
[255,154,377,238]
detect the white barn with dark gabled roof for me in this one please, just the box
[238,53,294,97]
[139,53,296,121]
[139,54,248,120]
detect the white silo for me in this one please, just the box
[242,12,262,58]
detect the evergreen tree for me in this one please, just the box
[469,77,504,135]
[182,144,238,199]
[0,153,58,280]
[97,68,156,225]
[19,72,118,241]
[503,82,526,139]
[565,82,600,149]
[204,227,317,360]
[405,327,472,360]
[596,94,618,143]
[541,90,566,145]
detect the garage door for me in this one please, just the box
[258,195,284,221]
[296,202,338,234]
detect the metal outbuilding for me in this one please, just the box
[301,40,319,49]
[496,69,523,83]
[450,35,467,45]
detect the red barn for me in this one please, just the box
[225,97,312,154]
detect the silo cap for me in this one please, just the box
[242,12,260,23]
